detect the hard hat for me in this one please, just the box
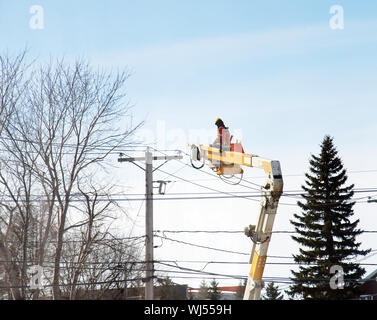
[215,118,221,125]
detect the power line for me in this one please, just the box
[149,148,377,205]
[152,233,377,262]
[153,147,377,204]
[0,135,147,150]
[0,277,146,290]
[156,260,377,267]
[0,260,148,266]
[115,150,264,206]
[0,193,375,203]
[154,169,260,202]
[0,235,147,244]
[155,229,377,234]
[154,262,374,285]
[1,187,373,198]
[157,261,245,280]
[2,255,376,265]
[154,234,249,256]
[154,148,264,191]
[170,169,377,182]
[155,230,245,234]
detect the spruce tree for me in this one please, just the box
[197,280,209,300]
[262,282,283,300]
[207,279,222,300]
[287,135,370,300]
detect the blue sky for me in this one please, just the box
[1,1,377,293]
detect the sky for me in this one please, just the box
[1,0,377,297]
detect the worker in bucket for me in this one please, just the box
[213,118,231,152]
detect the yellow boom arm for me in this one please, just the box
[190,144,283,300]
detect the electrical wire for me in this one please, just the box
[154,234,249,256]
[154,262,374,285]
[1,146,376,293]
[151,147,377,204]
[155,259,377,267]
[152,233,377,262]
[155,229,377,235]
[151,147,263,190]
[156,261,246,280]
[149,148,377,206]
[153,170,259,202]
[120,149,261,203]
[0,235,147,244]
[0,277,146,290]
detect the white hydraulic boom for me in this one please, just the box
[189,144,283,300]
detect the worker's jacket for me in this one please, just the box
[215,126,231,149]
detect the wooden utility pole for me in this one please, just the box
[145,148,154,299]
[118,147,182,300]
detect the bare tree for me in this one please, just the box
[65,182,117,299]
[0,50,29,133]
[29,59,141,299]
[0,49,34,300]
[60,232,144,300]
[0,52,143,299]
[21,58,142,299]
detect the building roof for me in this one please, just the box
[364,268,377,281]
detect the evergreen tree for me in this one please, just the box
[287,135,371,300]
[197,280,209,300]
[262,282,283,300]
[207,279,222,300]
[156,276,179,300]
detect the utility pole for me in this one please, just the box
[118,147,182,300]
[145,148,154,300]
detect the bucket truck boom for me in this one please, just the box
[189,144,283,300]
